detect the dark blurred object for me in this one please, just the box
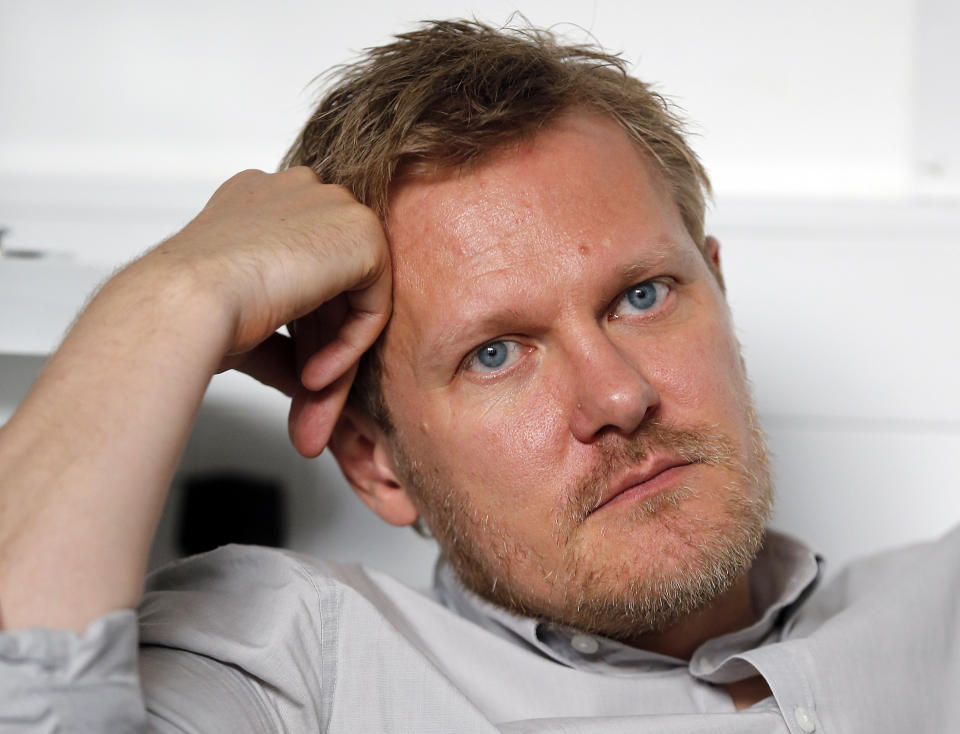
[177,472,287,555]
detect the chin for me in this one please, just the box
[453,474,771,639]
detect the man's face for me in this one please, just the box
[379,110,771,638]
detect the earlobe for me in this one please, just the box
[328,407,419,527]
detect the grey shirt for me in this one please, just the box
[2,526,959,733]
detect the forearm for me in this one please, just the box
[0,168,391,633]
[0,255,233,631]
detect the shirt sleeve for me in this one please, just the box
[0,546,334,733]
[0,608,293,734]
[0,609,148,732]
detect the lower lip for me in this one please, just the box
[599,464,693,512]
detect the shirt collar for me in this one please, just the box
[433,528,823,673]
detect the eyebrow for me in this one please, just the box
[617,260,659,284]
[616,244,686,279]
[420,305,528,372]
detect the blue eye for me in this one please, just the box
[616,280,669,316]
[466,340,523,373]
[627,282,658,309]
[478,342,508,368]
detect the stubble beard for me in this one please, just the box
[392,407,773,642]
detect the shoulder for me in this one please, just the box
[137,544,427,731]
[832,522,960,591]
[793,523,960,629]
[138,543,443,651]
[142,542,352,597]
[139,543,397,643]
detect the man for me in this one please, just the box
[0,19,957,733]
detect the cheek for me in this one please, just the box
[467,388,567,489]
[488,389,566,475]
[645,316,748,415]
[407,381,571,514]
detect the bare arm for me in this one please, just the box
[0,167,390,632]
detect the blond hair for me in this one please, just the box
[281,19,712,425]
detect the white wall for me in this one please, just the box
[1,0,958,586]
[1,0,943,206]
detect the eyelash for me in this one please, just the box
[461,279,673,376]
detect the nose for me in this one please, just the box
[566,331,660,443]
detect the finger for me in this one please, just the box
[288,364,358,457]
[300,309,388,391]
[290,295,349,375]
[300,264,392,391]
[228,332,299,397]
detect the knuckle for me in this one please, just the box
[319,202,387,280]
[344,199,380,229]
[232,168,267,182]
[345,205,387,253]
[322,182,357,202]
[211,169,265,198]
[284,165,321,183]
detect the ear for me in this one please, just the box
[704,235,721,270]
[327,406,419,526]
[703,235,726,290]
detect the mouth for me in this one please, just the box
[589,456,695,515]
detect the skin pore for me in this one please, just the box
[336,110,773,682]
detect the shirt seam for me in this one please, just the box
[288,557,340,734]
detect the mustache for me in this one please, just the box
[563,418,740,522]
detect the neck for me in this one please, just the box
[625,571,756,660]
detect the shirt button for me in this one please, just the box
[793,705,816,733]
[570,634,600,654]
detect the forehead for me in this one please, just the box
[381,110,693,368]
[387,113,681,264]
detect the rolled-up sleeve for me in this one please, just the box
[0,609,147,732]
[0,546,331,733]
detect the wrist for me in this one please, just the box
[102,246,238,370]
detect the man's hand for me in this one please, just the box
[152,167,391,454]
[0,168,390,630]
